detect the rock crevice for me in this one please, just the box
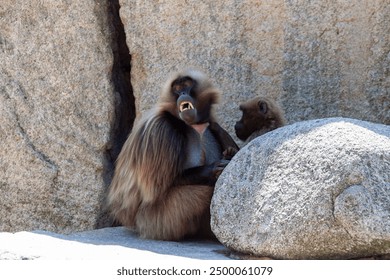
[106,0,135,163]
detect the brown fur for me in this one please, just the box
[108,69,238,240]
[235,96,286,146]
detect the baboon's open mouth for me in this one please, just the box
[179,101,194,112]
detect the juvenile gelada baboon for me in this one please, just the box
[235,96,286,145]
[108,68,238,241]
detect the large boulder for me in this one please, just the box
[120,0,389,138]
[0,1,128,233]
[211,118,390,259]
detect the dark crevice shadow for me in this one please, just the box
[96,0,135,229]
[105,0,135,170]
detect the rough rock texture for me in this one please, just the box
[1,0,389,237]
[211,118,390,259]
[120,0,389,141]
[0,227,228,260]
[0,0,129,233]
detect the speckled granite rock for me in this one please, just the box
[211,118,390,259]
[0,0,117,233]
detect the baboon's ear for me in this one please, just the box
[258,101,268,114]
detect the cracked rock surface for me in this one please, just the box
[211,118,390,259]
[0,0,132,233]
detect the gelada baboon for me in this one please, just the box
[108,69,239,241]
[235,96,286,145]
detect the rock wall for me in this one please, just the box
[120,0,389,139]
[0,0,133,233]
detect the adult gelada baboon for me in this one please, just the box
[108,68,238,240]
[235,96,286,146]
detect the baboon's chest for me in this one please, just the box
[184,127,222,169]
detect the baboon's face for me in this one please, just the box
[170,76,212,125]
[235,99,268,141]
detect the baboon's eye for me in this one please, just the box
[172,84,184,93]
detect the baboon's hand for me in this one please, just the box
[223,147,238,160]
[213,159,230,179]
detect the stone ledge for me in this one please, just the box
[0,227,229,260]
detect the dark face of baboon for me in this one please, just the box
[169,75,217,125]
[235,97,285,141]
[171,76,198,125]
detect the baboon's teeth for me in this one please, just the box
[179,101,194,112]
